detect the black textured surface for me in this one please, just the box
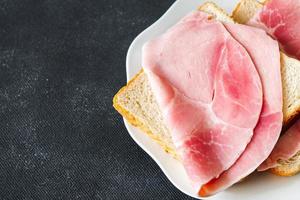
[0,0,194,199]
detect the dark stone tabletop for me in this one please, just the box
[0,0,194,199]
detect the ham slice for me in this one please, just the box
[248,0,300,59]
[259,119,300,171]
[200,24,282,196]
[143,11,263,189]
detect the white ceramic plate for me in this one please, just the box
[125,0,300,199]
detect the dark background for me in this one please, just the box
[0,0,194,199]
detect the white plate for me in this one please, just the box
[125,0,300,199]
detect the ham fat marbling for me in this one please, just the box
[200,24,282,196]
[142,11,282,195]
[246,0,300,172]
[248,0,300,60]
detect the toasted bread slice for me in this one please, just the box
[232,0,300,176]
[280,54,300,127]
[113,2,300,175]
[113,70,178,158]
[198,2,233,23]
[232,0,262,24]
[271,152,300,176]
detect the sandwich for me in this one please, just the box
[113,0,300,196]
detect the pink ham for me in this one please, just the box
[248,0,300,59]
[200,24,282,196]
[143,11,263,189]
[259,119,300,171]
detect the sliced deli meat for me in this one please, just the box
[259,119,300,171]
[248,0,300,60]
[143,11,263,189]
[200,24,282,196]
